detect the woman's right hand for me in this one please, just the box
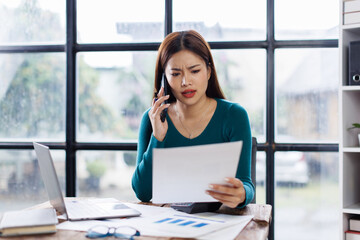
[148,87,170,142]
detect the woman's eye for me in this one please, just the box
[192,69,200,74]
[171,73,180,77]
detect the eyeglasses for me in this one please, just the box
[86,225,140,239]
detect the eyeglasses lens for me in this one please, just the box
[115,226,138,238]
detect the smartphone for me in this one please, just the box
[160,73,169,122]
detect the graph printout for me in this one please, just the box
[147,212,253,238]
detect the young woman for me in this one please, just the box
[132,30,254,208]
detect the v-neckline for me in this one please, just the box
[167,98,219,140]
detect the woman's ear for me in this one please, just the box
[207,65,211,80]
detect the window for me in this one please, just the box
[274,152,339,240]
[76,51,157,142]
[173,0,266,41]
[275,48,338,143]
[0,53,66,141]
[77,0,164,43]
[0,1,339,239]
[0,150,65,212]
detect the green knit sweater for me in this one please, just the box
[131,98,254,208]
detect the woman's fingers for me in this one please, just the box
[152,103,170,120]
[206,191,241,208]
[225,177,243,188]
[151,95,170,115]
[205,178,246,208]
[157,86,165,98]
[206,189,243,208]
[208,178,243,194]
[148,87,170,142]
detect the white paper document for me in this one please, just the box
[152,141,243,203]
[57,203,253,240]
[133,210,253,239]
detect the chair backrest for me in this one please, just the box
[251,137,257,203]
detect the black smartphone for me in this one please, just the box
[160,73,169,122]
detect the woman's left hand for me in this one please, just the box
[206,177,246,208]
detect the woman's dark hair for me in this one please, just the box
[153,30,225,103]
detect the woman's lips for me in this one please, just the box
[182,89,196,98]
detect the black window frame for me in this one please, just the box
[0,0,339,239]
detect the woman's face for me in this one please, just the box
[164,50,211,105]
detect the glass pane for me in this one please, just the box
[77,51,157,142]
[213,49,266,143]
[0,150,65,212]
[77,0,164,43]
[255,151,266,204]
[0,0,65,45]
[275,0,339,40]
[0,53,66,141]
[275,152,339,240]
[173,0,266,41]
[275,48,338,143]
[77,151,137,202]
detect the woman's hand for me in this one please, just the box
[206,177,246,208]
[148,87,170,142]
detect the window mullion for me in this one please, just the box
[66,0,77,197]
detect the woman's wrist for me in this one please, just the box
[153,132,166,142]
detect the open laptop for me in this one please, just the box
[33,142,141,221]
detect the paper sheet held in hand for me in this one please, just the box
[152,141,243,203]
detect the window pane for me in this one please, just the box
[275,48,338,143]
[0,150,65,212]
[77,151,137,202]
[275,0,339,40]
[275,152,339,240]
[77,0,164,43]
[173,0,266,41]
[0,1,65,45]
[0,53,66,141]
[77,52,157,142]
[213,49,266,142]
[255,151,266,204]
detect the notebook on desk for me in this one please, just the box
[33,142,141,221]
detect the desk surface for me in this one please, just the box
[0,201,272,240]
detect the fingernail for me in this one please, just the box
[205,191,210,195]
[209,184,214,189]
[225,178,230,182]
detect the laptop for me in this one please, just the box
[33,142,141,221]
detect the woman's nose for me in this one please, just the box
[181,74,191,86]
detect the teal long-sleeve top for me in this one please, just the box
[131,98,254,208]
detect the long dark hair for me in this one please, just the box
[153,30,225,103]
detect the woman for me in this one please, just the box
[132,30,254,208]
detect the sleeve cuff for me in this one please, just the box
[236,183,254,209]
[149,134,166,148]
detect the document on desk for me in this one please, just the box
[152,141,243,203]
[129,209,253,239]
[57,203,253,240]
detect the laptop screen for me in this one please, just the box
[33,142,67,216]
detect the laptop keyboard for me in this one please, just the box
[65,200,110,219]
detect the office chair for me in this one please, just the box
[251,137,257,203]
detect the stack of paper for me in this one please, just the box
[0,208,58,237]
[344,0,360,25]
